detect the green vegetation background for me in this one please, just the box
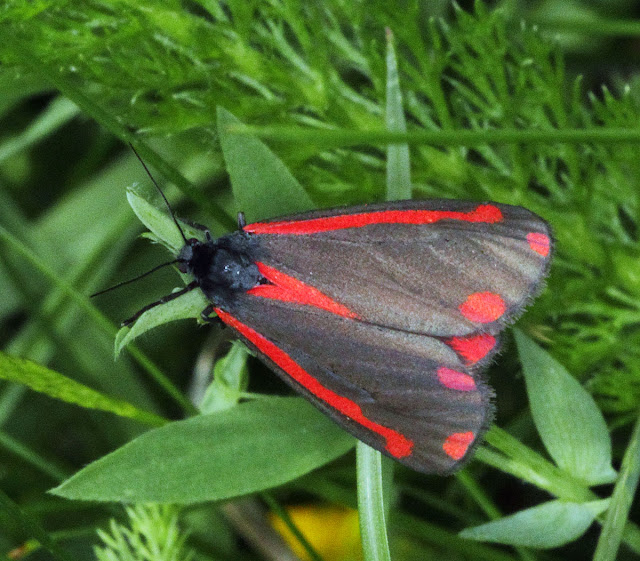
[1,0,640,560]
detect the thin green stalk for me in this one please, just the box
[356,443,391,561]
[236,125,640,148]
[456,470,502,519]
[261,493,324,561]
[385,28,411,201]
[0,488,75,561]
[0,429,68,482]
[531,17,640,36]
[393,511,517,561]
[456,471,537,561]
[594,410,640,561]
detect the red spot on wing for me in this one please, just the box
[437,367,476,391]
[215,308,414,459]
[443,431,475,460]
[248,262,359,319]
[527,232,550,257]
[246,204,503,235]
[459,292,505,323]
[446,334,497,366]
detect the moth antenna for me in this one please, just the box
[129,143,189,245]
[90,259,179,298]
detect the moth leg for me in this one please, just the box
[122,281,199,327]
[200,304,222,326]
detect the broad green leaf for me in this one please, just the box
[217,107,314,222]
[0,352,165,427]
[51,397,354,504]
[515,330,616,485]
[460,499,609,549]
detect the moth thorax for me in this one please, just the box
[208,247,256,288]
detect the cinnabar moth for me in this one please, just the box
[124,198,552,475]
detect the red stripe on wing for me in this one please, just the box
[443,431,475,460]
[248,262,359,319]
[458,292,506,323]
[245,204,503,235]
[527,232,551,257]
[215,308,414,459]
[436,367,476,391]
[446,334,497,366]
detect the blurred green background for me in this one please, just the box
[2,0,640,560]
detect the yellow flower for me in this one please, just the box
[270,504,362,561]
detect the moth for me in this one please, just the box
[123,197,552,474]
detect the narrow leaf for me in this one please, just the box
[0,488,75,561]
[52,398,354,504]
[0,97,80,164]
[515,330,616,485]
[0,352,165,427]
[357,442,392,561]
[385,28,412,201]
[199,343,249,413]
[594,411,640,561]
[217,107,315,222]
[115,187,212,351]
[126,185,183,253]
[126,186,205,252]
[115,289,207,354]
[460,499,610,549]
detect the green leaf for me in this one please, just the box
[217,107,315,222]
[51,397,354,504]
[384,28,411,201]
[594,411,640,561]
[0,352,165,427]
[0,488,75,561]
[0,97,80,164]
[199,343,250,413]
[460,498,610,549]
[126,185,205,252]
[357,442,392,561]
[115,289,207,354]
[115,186,213,352]
[515,330,616,485]
[119,108,320,349]
[126,184,184,253]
